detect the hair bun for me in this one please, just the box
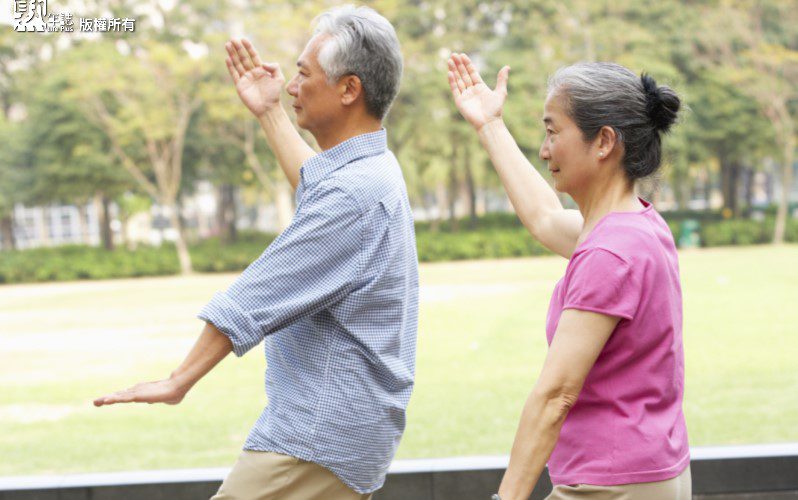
[641,73,680,133]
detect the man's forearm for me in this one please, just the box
[170,322,234,393]
[257,106,317,190]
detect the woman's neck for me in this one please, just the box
[572,178,644,237]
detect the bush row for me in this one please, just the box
[0,218,795,284]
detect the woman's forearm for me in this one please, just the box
[477,119,563,234]
[498,389,572,500]
[478,119,563,237]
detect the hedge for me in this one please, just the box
[0,217,796,284]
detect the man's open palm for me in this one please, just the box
[225,39,284,117]
[93,378,185,407]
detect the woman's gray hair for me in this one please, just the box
[313,5,403,120]
[548,62,681,181]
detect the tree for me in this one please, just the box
[693,0,798,242]
[66,40,213,272]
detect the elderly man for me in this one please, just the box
[94,6,418,499]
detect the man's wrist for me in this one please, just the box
[255,105,286,124]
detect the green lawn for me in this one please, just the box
[1,245,797,475]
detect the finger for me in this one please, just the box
[455,54,474,87]
[233,39,254,71]
[448,71,461,99]
[461,54,484,85]
[496,65,511,95]
[262,62,284,81]
[241,38,263,67]
[226,42,246,77]
[225,58,240,84]
[447,58,466,93]
[94,392,130,406]
[454,64,467,93]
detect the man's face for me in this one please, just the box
[286,35,344,133]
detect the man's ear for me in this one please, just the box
[340,74,363,106]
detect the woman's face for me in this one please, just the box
[539,92,598,194]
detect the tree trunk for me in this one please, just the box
[720,157,741,216]
[274,180,294,231]
[773,136,795,244]
[448,133,461,230]
[448,163,459,231]
[38,207,51,247]
[432,181,447,232]
[462,143,478,227]
[77,203,90,245]
[166,202,193,274]
[101,195,114,250]
[703,168,712,210]
[217,184,237,244]
[743,167,754,211]
[0,214,15,250]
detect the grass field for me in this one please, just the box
[1,244,797,475]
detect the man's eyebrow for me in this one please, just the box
[543,117,553,125]
[296,60,307,68]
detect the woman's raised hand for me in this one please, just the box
[447,53,510,131]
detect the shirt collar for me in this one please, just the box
[300,128,388,188]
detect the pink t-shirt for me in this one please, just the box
[545,198,690,486]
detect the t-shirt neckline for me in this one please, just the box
[573,197,653,256]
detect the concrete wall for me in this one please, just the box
[1,444,796,500]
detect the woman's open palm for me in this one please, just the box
[447,53,510,130]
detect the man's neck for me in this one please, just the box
[314,118,383,151]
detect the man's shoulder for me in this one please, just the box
[325,150,405,211]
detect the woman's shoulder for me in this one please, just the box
[575,213,666,265]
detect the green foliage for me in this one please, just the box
[700,218,798,247]
[0,245,179,284]
[190,231,277,272]
[417,228,551,262]
[4,214,796,284]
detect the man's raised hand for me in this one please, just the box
[447,53,510,131]
[225,39,285,118]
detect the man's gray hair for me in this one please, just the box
[313,5,403,120]
[548,62,681,181]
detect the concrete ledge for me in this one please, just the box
[1,444,797,500]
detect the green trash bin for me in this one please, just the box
[678,219,701,248]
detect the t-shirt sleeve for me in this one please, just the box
[562,248,639,320]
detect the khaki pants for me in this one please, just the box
[211,450,373,500]
[545,466,691,499]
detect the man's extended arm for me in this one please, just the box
[93,322,232,406]
[226,39,315,190]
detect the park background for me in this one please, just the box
[0,0,797,478]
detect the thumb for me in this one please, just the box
[262,62,284,80]
[495,66,510,95]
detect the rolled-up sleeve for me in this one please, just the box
[198,185,364,357]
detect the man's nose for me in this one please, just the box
[286,75,298,97]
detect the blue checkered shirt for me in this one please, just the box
[198,129,419,494]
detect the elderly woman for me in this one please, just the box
[447,56,690,500]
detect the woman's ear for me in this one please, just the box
[596,125,618,159]
[340,74,363,106]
